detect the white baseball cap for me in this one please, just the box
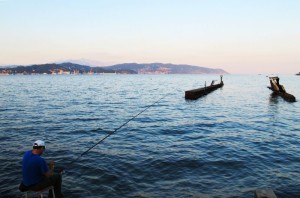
[33,140,45,147]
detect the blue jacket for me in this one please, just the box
[22,150,48,186]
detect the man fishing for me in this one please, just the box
[19,140,63,198]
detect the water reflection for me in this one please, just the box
[269,93,279,104]
[268,93,280,127]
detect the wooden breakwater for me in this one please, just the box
[185,76,224,100]
[268,76,296,102]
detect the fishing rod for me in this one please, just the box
[61,94,168,171]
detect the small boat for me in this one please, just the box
[185,75,224,100]
[268,76,296,102]
[296,72,300,76]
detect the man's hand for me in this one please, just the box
[45,160,55,177]
[48,160,55,170]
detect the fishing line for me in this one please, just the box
[63,94,168,171]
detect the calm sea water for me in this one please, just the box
[0,74,299,198]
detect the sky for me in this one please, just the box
[0,0,299,74]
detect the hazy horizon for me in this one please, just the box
[1,0,299,75]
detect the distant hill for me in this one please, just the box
[106,63,228,74]
[0,62,134,75]
[0,62,228,75]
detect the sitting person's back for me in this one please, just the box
[19,140,63,198]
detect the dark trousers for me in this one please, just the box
[20,174,63,198]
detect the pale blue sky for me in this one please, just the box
[1,0,299,74]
